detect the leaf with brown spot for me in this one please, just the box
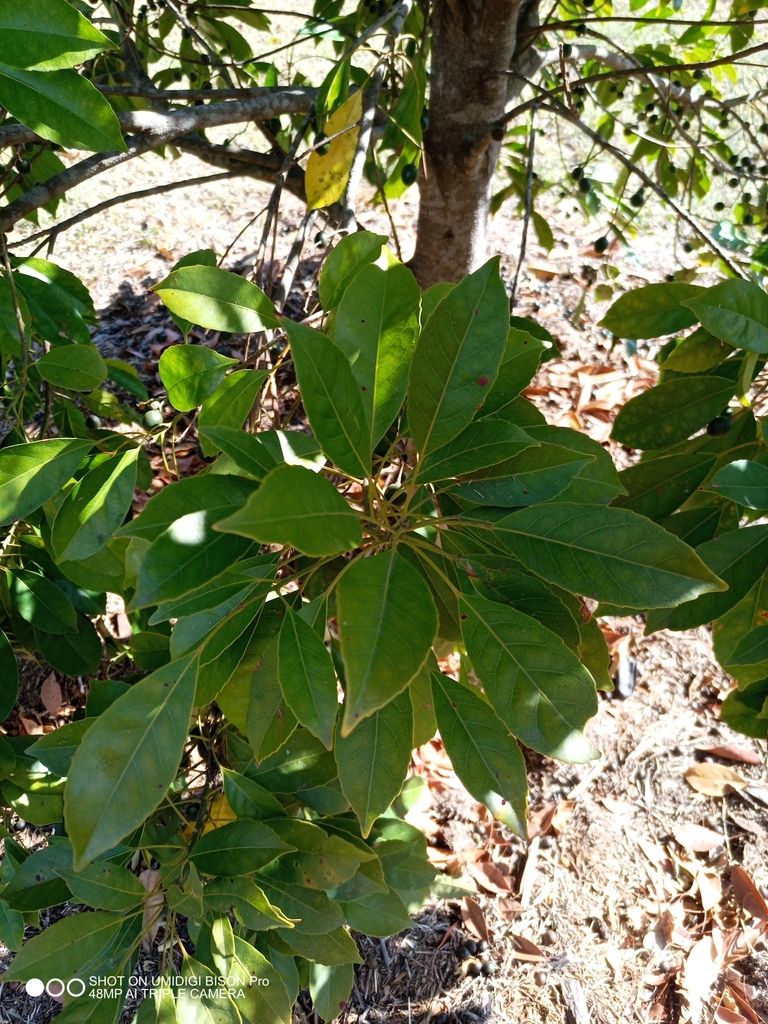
[684,763,748,796]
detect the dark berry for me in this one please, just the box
[420,111,429,131]
[15,158,31,174]
[84,415,101,430]
[476,940,489,953]
[491,127,504,141]
[578,177,592,192]
[594,236,608,253]
[728,155,739,166]
[706,416,731,436]
[744,214,754,225]
[744,193,753,203]
[457,945,471,960]
[464,940,477,955]
[482,961,497,976]
[314,132,330,155]
[629,191,644,207]
[575,23,586,35]
[401,163,418,185]
[761,123,768,134]
[571,166,583,180]
[728,178,739,187]
[562,43,572,57]
[683,242,693,252]
[714,202,725,211]
[314,231,327,246]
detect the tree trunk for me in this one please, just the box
[410,0,539,287]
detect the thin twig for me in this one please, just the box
[510,106,538,307]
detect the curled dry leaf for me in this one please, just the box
[714,1009,748,1024]
[696,743,762,767]
[684,763,748,797]
[139,868,164,950]
[697,870,723,914]
[527,803,557,839]
[730,865,768,927]
[551,799,576,834]
[460,896,489,944]
[682,935,720,1024]
[510,934,547,962]
[40,671,63,718]
[466,859,514,895]
[673,822,724,853]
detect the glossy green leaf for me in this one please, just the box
[453,441,593,507]
[8,568,77,633]
[2,842,73,911]
[135,977,176,1024]
[267,818,367,890]
[278,607,338,748]
[334,261,420,448]
[55,862,146,912]
[177,956,240,1024]
[248,728,337,793]
[215,463,361,557]
[598,282,703,339]
[158,344,237,412]
[204,876,296,930]
[432,672,527,834]
[492,504,726,609]
[480,327,546,417]
[318,231,386,310]
[284,319,370,477]
[118,473,255,542]
[720,679,768,739]
[198,370,268,455]
[0,277,29,357]
[278,925,360,965]
[105,358,149,401]
[421,281,454,325]
[65,657,198,867]
[0,901,24,952]
[153,265,278,334]
[460,594,598,761]
[684,279,768,353]
[202,426,325,480]
[2,910,123,983]
[714,572,768,685]
[337,549,437,733]
[231,936,293,1024]
[611,377,736,450]
[526,425,626,505]
[35,613,102,675]
[0,438,92,527]
[36,344,107,391]
[27,718,93,777]
[335,689,413,837]
[659,504,738,548]
[410,664,437,747]
[408,257,509,455]
[0,64,125,151]
[338,886,413,936]
[417,419,537,484]
[661,329,734,373]
[0,629,18,722]
[615,453,716,520]
[13,255,93,344]
[0,0,115,70]
[310,961,355,1021]
[705,459,768,509]
[222,769,286,820]
[190,820,293,876]
[647,525,768,633]
[578,613,613,692]
[1,782,62,824]
[51,448,138,562]
[255,877,345,934]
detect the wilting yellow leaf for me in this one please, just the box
[306,88,363,210]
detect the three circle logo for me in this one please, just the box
[26,978,87,998]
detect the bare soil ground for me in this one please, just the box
[1,152,766,1024]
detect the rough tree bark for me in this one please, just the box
[410,0,540,287]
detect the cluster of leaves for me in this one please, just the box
[0,229,734,1019]
[600,276,768,741]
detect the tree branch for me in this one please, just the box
[175,136,306,199]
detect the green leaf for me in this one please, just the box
[36,343,107,391]
[480,328,547,416]
[267,818,367,890]
[614,453,716,520]
[453,441,593,507]
[190,820,293,876]
[0,438,92,527]
[335,689,413,837]
[255,877,344,934]
[0,276,28,357]
[417,419,537,484]
[105,358,149,401]
[410,664,437,747]
[215,464,361,557]
[231,936,293,1024]
[153,266,278,333]
[432,672,527,834]
[661,329,734,372]
[2,842,73,911]
[205,876,296,930]
[720,679,768,739]
[13,256,93,344]
[684,279,768,353]
[222,768,286,820]
[55,862,146,912]
[8,568,77,633]
[0,629,18,722]
[659,504,738,548]
[492,504,726,609]
[177,956,240,1024]
[647,525,768,633]
[310,962,355,1021]
[0,901,24,952]
[319,232,387,310]
[201,427,325,480]
[64,657,198,867]
[198,370,268,455]
[578,613,614,692]
[158,344,237,412]
[118,473,255,542]
[278,926,360,965]
[611,377,736,450]
[35,612,102,675]
[714,572,768,685]
[460,594,598,761]
[0,64,125,151]
[334,261,420,449]
[1,782,62,825]
[408,257,509,455]
[598,282,703,339]
[0,0,116,70]
[27,718,93,776]
[278,607,338,749]
[284,319,370,477]
[337,549,437,733]
[51,449,139,562]
[247,728,337,794]
[525,425,626,505]
[2,910,123,983]
[421,282,454,325]
[705,459,768,509]
[338,886,413,936]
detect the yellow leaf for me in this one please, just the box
[683,762,748,797]
[182,792,237,841]
[306,89,363,210]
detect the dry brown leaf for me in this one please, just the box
[551,800,576,835]
[498,897,523,922]
[19,716,43,735]
[696,744,762,767]
[673,823,724,853]
[599,796,635,816]
[466,860,514,895]
[527,803,556,838]
[683,936,721,1024]
[684,763,748,797]
[730,865,768,927]
[139,869,164,950]
[460,896,489,944]
[636,836,673,872]
[40,672,63,718]
[697,871,723,914]
[510,934,547,961]
[714,1010,748,1024]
